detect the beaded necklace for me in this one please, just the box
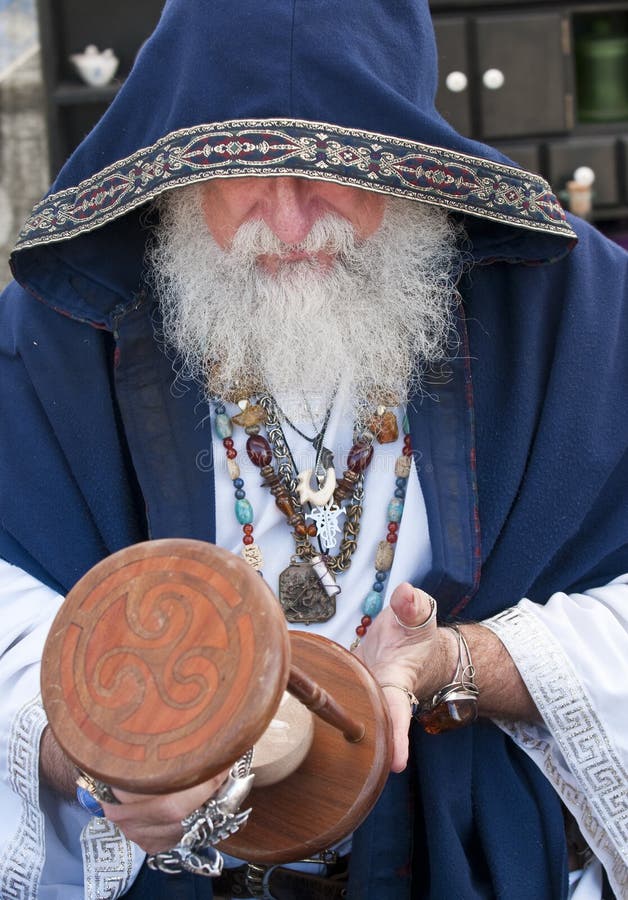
[213,399,413,649]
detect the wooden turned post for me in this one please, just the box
[287,664,365,743]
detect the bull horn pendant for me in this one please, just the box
[296,467,337,507]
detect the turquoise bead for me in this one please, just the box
[402,413,410,435]
[388,497,404,523]
[363,591,383,618]
[214,413,233,439]
[235,498,254,524]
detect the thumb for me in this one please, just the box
[389,583,437,641]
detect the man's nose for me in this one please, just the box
[262,177,318,244]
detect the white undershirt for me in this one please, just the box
[213,392,432,648]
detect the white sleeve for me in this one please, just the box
[0,559,143,900]
[483,576,628,899]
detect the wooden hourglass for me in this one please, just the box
[41,539,393,863]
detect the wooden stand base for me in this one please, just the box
[222,631,392,863]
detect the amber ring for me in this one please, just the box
[393,594,436,632]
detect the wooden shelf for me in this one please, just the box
[37,0,163,174]
[52,80,120,105]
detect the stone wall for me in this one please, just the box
[0,51,49,288]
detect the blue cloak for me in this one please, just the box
[2,0,627,897]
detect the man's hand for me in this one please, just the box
[356,583,455,772]
[357,582,541,773]
[102,771,229,855]
[40,725,230,855]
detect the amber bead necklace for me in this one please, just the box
[213,396,414,648]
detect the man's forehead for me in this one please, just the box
[197,173,388,200]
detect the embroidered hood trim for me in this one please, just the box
[14,118,575,252]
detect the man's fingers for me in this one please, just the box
[103,768,230,853]
[389,583,437,639]
[381,685,413,772]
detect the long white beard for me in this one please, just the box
[148,184,462,419]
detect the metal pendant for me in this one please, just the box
[278,557,340,624]
[306,501,344,550]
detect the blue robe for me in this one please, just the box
[2,0,627,896]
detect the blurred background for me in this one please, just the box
[1,0,628,287]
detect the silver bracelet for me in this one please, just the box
[147,751,255,878]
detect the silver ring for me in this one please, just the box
[147,751,255,878]
[393,594,437,631]
[380,683,419,714]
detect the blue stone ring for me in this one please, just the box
[76,781,105,816]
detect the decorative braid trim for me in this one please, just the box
[0,696,47,900]
[485,607,628,898]
[81,817,139,900]
[14,118,576,251]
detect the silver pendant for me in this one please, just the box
[278,556,340,624]
[306,501,344,550]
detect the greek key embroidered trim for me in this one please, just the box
[0,696,47,900]
[485,607,628,896]
[14,118,576,251]
[81,817,138,900]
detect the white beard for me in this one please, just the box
[148,183,462,420]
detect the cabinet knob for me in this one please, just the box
[482,68,505,90]
[573,166,595,187]
[445,71,468,93]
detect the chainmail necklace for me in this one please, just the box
[259,393,366,571]
[213,394,413,645]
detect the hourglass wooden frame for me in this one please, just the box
[41,538,393,863]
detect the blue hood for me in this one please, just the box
[11,0,575,312]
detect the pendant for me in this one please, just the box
[278,557,340,624]
[296,466,337,507]
[306,501,344,550]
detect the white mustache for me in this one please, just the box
[230,214,359,258]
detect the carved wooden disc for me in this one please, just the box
[41,539,291,793]
[222,631,393,863]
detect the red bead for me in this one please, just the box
[386,533,398,544]
[242,535,254,545]
[226,448,237,459]
[403,434,412,445]
[347,441,374,473]
[402,446,413,457]
[243,524,254,534]
[355,625,367,637]
[387,522,398,532]
[361,615,372,626]
[246,434,272,467]
[307,524,318,537]
[223,438,234,449]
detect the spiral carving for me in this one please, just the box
[42,541,290,791]
[60,558,251,764]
